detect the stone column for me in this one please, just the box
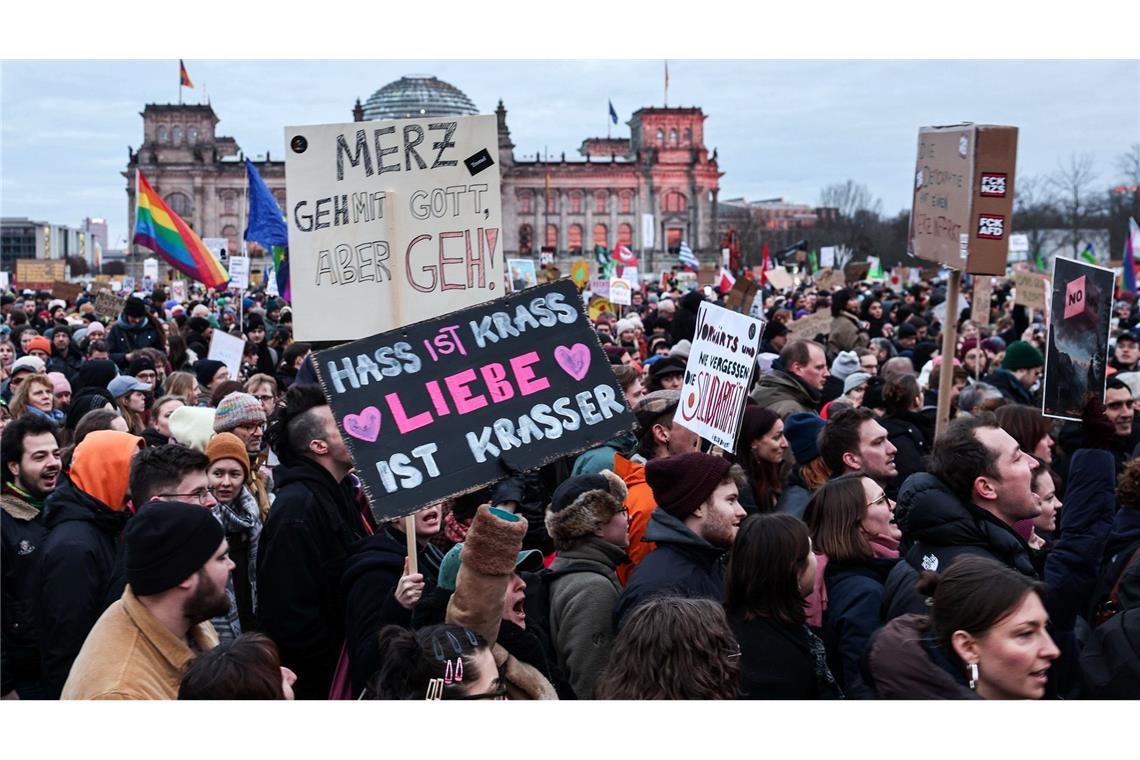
[584,188,594,255]
[558,189,567,254]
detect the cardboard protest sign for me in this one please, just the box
[674,302,764,452]
[51,281,84,303]
[93,291,126,320]
[313,279,636,521]
[844,262,871,284]
[765,267,793,290]
[15,259,67,289]
[816,268,846,291]
[507,259,537,292]
[228,256,250,291]
[1013,271,1047,311]
[908,124,1018,275]
[724,278,760,314]
[285,115,503,341]
[1043,257,1115,420]
[787,310,832,341]
[971,276,993,325]
[207,329,245,383]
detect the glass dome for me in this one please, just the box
[361,76,479,120]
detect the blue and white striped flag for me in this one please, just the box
[678,240,698,270]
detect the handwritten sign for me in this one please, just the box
[313,279,635,521]
[1013,271,1047,311]
[674,302,764,452]
[228,256,250,291]
[207,329,245,383]
[93,291,126,320]
[971,276,993,325]
[285,115,503,341]
[610,278,632,306]
[820,247,836,268]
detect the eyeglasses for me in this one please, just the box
[867,491,892,509]
[156,487,216,505]
[253,394,275,403]
[234,422,267,433]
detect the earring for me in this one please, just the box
[968,662,979,691]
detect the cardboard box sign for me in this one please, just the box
[909,123,1018,275]
[313,279,635,522]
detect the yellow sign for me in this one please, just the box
[587,296,614,321]
[570,259,590,289]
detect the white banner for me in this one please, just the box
[610,278,632,305]
[285,115,503,341]
[820,246,836,268]
[641,213,655,249]
[620,266,639,284]
[143,258,159,283]
[674,302,765,452]
[228,256,250,291]
[207,330,245,384]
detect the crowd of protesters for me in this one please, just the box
[1,265,1138,701]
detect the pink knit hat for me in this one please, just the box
[47,371,71,394]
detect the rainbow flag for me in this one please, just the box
[133,170,229,289]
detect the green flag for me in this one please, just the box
[1080,244,1097,265]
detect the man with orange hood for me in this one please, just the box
[34,430,144,698]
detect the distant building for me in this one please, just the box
[1,217,89,274]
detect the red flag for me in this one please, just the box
[180,59,193,88]
[613,243,638,267]
[759,241,771,286]
[718,267,736,293]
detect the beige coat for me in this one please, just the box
[61,586,218,700]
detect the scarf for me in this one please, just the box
[806,534,900,628]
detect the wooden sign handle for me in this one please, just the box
[404,514,418,576]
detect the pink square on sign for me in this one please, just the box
[1064,275,1087,320]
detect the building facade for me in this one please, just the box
[1,217,90,274]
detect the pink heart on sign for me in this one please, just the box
[343,406,381,443]
[554,343,592,381]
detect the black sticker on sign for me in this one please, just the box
[465,148,494,176]
[977,214,1006,240]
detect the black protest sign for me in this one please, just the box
[313,279,636,521]
[1042,257,1115,420]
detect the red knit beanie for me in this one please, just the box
[646,452,733,520]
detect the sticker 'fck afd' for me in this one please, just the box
[979,172,1007,197]
[977,213,1006,239]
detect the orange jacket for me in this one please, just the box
[613,454,657,585]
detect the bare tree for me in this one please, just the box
[818,180,883,219]
[1048,153,1099,257]
[1013,175,1060,263]
[817,180,885,263]
[1116,143,1140,221]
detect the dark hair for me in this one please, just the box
[927,413,1002,504]
[818,406,876,476]
[996,404,1052,457]
[210,380,244,408]
[780,339,820,371]
[1030,457,1061,495]
[595,597,740,699]
[178,633,286,699]
[725,513,811,626]
[734,406,783,511]
[366,624,489,700]
[1106,376,1132,397]
[831,288,853,318]
[85,339,108,357]
[266,383,329,465]
[60,408,124,470]
[804,473,876,563]
[917,555,1044,676]
[883,375,921,415]
[1,414,61,485]
[242,339,259,359]
[166,333,189,370]
[1118,457,1140,510]
[281,342,311,370]
[129,444,210,505]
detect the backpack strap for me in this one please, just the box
[1095,547,1140,627]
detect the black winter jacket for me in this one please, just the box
[1,492,49,697]
[256,460,371,700]
[34,477,129,699]
[820,557,898,699]
[340,527,443,696]
[614,509,726,629]
[105,313,165,370]
[879,412,929,500]
[729,613,842,699]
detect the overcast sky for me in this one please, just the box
[2,59,1137,248]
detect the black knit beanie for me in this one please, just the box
[645,452,732,520]
[125,501,224,596]
[123,297,148,318]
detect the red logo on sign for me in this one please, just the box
[979,173,1008,197]
[977,214,1005,240]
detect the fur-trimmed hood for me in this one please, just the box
[545,469,628,542]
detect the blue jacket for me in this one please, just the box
[982,367,1034,405]
[821,557,897,700]
[613,509,726,630]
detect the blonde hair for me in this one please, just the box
[8,374,54,419]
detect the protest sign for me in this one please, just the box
[170,280,187,303]
[787,310,832,341]
[971,276,993,324]
[1043,257,1115,420]
[816,268,845,291]
[1009,234,1030,260]
[765,267,793,290]
[844,262,871,284]
[228,256,250,290]
[51,281,84,303]
[144,258,159,284]
[587,296,613,321]
[93,291,126,320]
[207,329,245,383]
[589,279,610,299]
[570,259,590,289]
[621,266,639,284]
[724,277,760,314]
[539,251,554,266]
[202,238,229,263]
[507,259,537,292]
[820,247,836,268]
[121,276,136,294]
[697,263,718,286]
[1013,271,1047,311]
[909,124,1018,275]
[674,302,764,452]
[610,278,632,306]
[285,115,504,341]
[0,272,9,290]
[15,259,67,289]
[313,279,635,521]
